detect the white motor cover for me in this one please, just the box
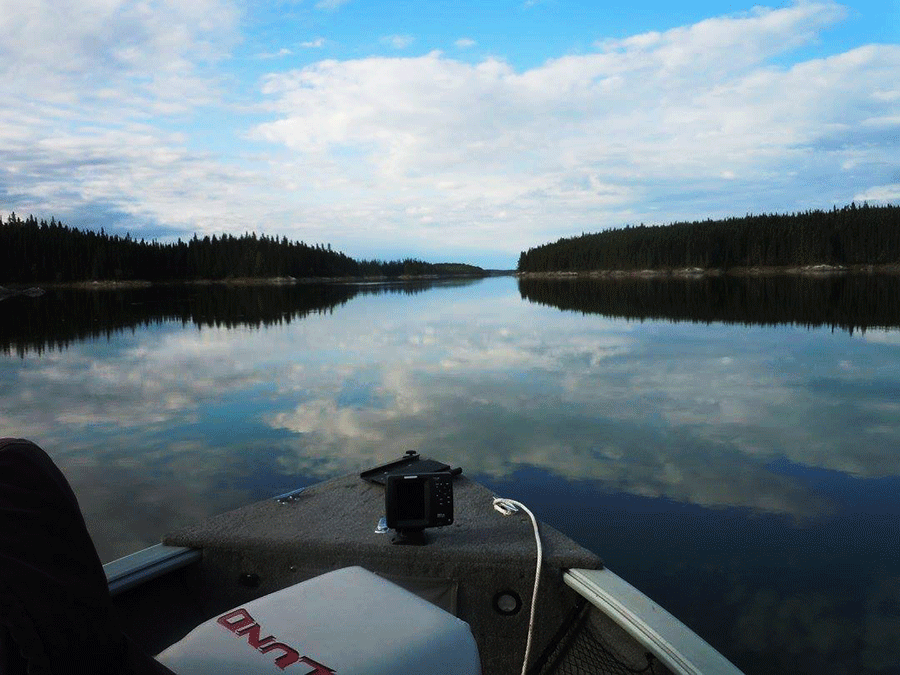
[157,566,481,675]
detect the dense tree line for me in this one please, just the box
[0,281,455,357]
[518,203,900,272]
[0,213,483,283]
[519,275,900,334]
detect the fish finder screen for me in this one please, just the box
[395,478,426,523]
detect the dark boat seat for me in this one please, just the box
[0,439,480,675]
[0,438,176,675]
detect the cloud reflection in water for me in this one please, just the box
[3,278,900,554]
[2,278,899,673]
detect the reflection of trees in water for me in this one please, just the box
[0,281,453,357]
[722,574,900,675]
[519,275,900,334]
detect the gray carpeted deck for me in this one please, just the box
[163,468,613,674]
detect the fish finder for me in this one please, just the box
[385,472,453,545]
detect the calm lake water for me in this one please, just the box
[2,275,900,675]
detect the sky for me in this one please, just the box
[1,0,898,268]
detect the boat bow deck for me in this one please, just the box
[162,471,602,675]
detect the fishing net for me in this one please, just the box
[530,600,664,675]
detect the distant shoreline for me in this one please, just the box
[0,272,507,295]
[517,264,900,278]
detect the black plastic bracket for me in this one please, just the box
[391,528,430,545]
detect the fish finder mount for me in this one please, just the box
[361,452,460,546]
[385,472,454,545]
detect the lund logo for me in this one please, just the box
[217,608,336,673]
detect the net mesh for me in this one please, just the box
[531,600,663,675]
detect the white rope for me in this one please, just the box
[492,497,543,675]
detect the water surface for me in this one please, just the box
[1,276,898,675]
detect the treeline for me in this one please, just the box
[519,275,900,334]
[0,281,460,357]
[0,213,484,283]
[518,203,900,272]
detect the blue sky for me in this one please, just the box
[1,0,898,268]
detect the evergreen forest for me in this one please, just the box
[518,203,900,273]
[519,275,900,335]
[0,213,484,283]
[0,281,455,357]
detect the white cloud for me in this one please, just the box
[381,34,415,49]
[859,329,900,345]
[1,1,898,266]
[0,0,249,234]
[315,0,349,10]
[7,281,898,526]
[261,310,843,518]
[5,328,281,429]
[855,184,900,202]
[455,38,476,49]
[251,3,899,259]
[596,3,847,73]
[0,0,238,107]
[257,48,293,59]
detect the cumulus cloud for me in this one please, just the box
[0,0,251,236]
[859,329,900,345]
[256,291,883,518]
[595,3,847,73]
[855,183,900,202]
[0,321,315,559]
[257,48,293,59]
[454,37,476,48]
[2,1,898,265]
[8,279,900,547]
[253,2,900,260]
[315,0,349,10]
[0,0,237,106]
[2,328,280,432]
[381,34,415,49]
[1,121,265,236]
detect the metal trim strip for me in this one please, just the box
[104,544,202,596]
[564,568,744,675]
